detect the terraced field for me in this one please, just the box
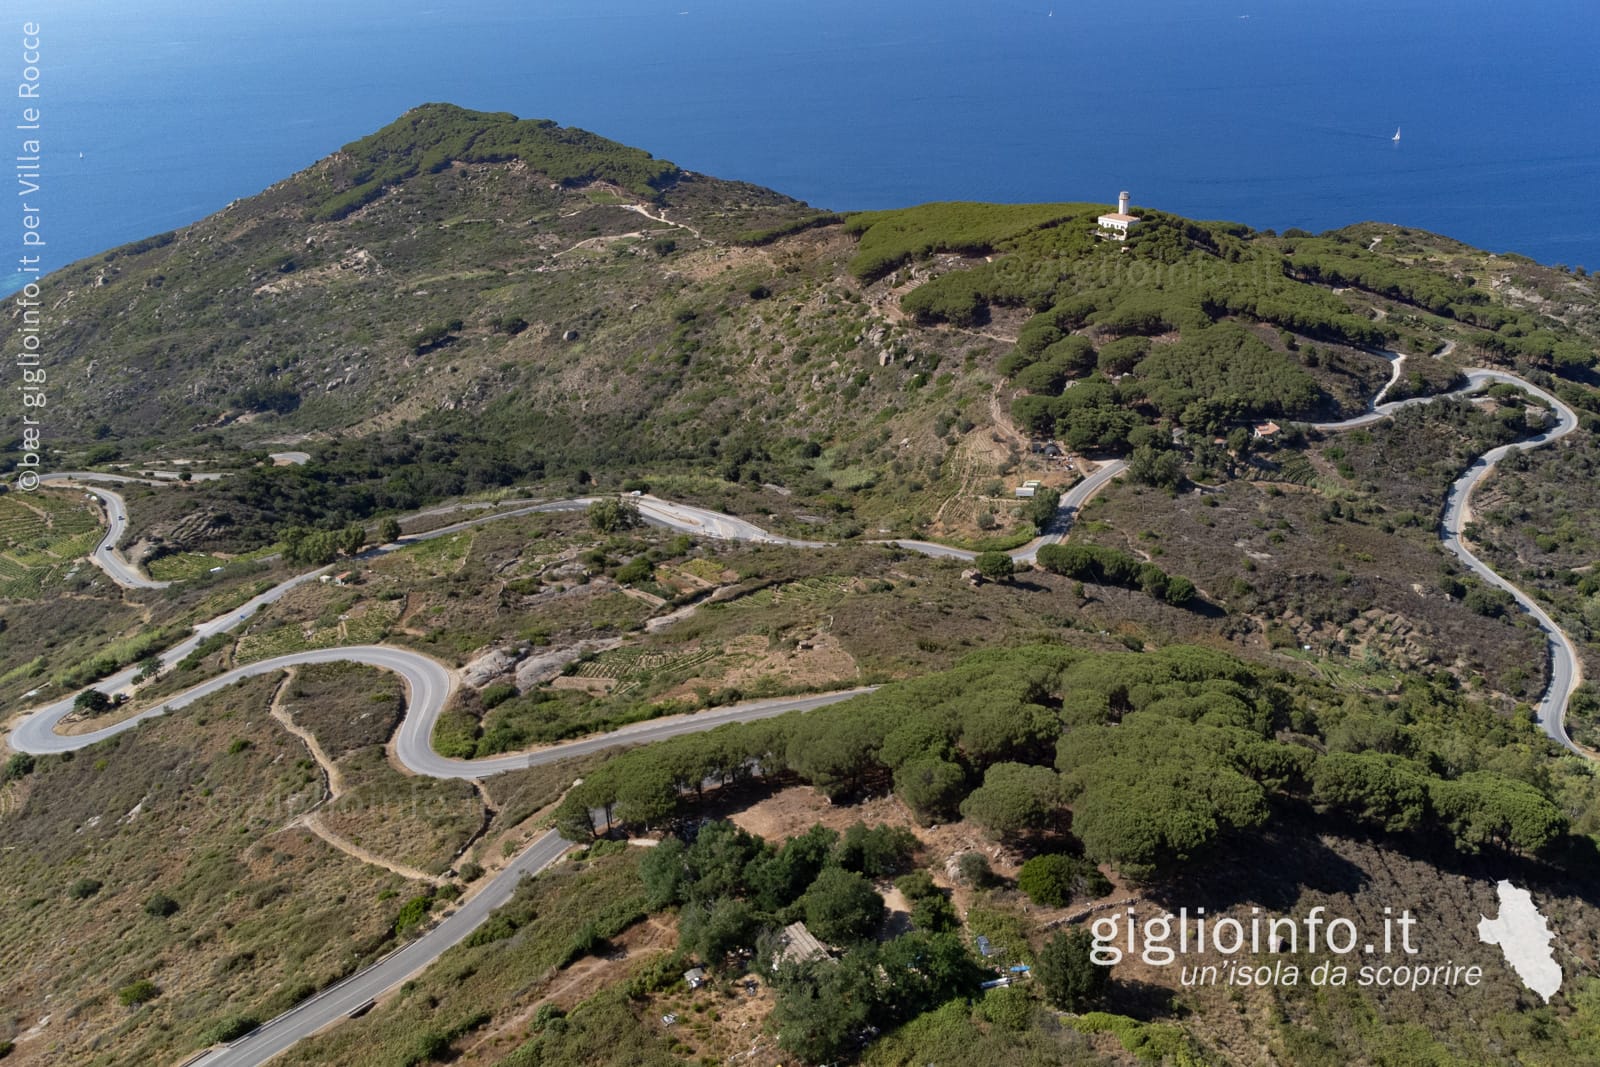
[0,491,101,599]
[741,575,854,607]
[235,603,403,664]
[570,645,722,696]
[397,531,475,574]
[675,557,728,584]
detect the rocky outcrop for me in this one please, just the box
[460,648,517,688]
[514,639,622,691]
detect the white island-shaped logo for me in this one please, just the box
[1477,880,1562,1001]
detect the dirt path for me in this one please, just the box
[552,229,653,258]
[931,378,1034,529]
[989,382,1029,452]
[269,669,346,797]
[293,811,445,885]
[623,202,703,240]
[270,671,442,884]
[931,438,981,528]
[618,585,668,608]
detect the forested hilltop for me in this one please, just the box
[7,103,1598,554]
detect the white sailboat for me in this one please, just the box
[1392,126,1401,143]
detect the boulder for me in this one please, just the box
[514,639,621,691]
[461,648,517,688]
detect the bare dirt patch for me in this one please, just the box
[726,783,911,844]
[659,631,859,701]
[670,242,773,283]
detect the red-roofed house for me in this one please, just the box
[1097,191,1141,240]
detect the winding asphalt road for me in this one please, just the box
[1434,371,1582,751]
[187,826,570,1067]
[8,350,1589,1063]
[880,457,1130,564]
[38,473,172,590]
[1,487,888,1064]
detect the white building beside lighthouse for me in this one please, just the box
[1097,191,1140,239]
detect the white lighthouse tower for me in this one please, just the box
[1097,190,1140,240]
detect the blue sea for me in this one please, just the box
[7,0,1599,296]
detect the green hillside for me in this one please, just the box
[6,105,1600,1067]
[6,105,1598,559]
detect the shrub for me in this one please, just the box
[956,852,995,888]
[410,319,464,355]
[979,985,1035,1031]
[393,892,436,936]
[587,498,641,534]
[2,752,34,783]
[975,551,1014,582]
[403,1030,451,1066]
[614,556,654,584]
[801,867,885,944]
[565,921,608,964]
[204,1015,260,1043]
[117,979,160,1007]
[68,878,103,900]
[179,632,232,671]
[144,892,180,918]
[1036,929,1107,1010]
[458,861,485,882]
[480,684,516,710]
[73,689,112,715]
[1017,854,1111,908]
[832,822,918,877]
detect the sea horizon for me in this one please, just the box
[6,0,1598,296]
